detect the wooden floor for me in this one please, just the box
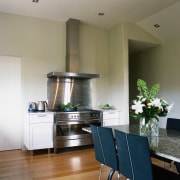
[0,146,178,180]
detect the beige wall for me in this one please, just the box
[0,13,110,145]
[0,12,168,148]
[79,24,109,108]
[130,37,180,128]
[0,13,66,113]
[0,13,110,111]
[109,22,160,124]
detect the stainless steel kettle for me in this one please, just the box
[37,101,48,112]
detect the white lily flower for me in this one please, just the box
[137,95,143,100]
[141,98,146,102]
[161,98,168,105]
[166,103,174,112]
[151,98,163,109]
[132,100,145,114]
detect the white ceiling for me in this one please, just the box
[0,0,180,42]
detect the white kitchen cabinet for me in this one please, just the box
[102,110,120,126]
[24,112,54,154]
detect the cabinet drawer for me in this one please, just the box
[103,111,120,119]
[30,113,54,123]
[103,118,120,126]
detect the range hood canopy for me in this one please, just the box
[47,72,100,79]
[47,18,100,79]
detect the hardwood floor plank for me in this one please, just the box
[0,147,178,180]
[0,147,101,179]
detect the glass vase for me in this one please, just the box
[139,118,159,137]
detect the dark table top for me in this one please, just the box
[83,124,180,163]
[108,124,180,163]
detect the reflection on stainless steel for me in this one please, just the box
[47,76,95,111]
[52,77,60,109]
[63,78,74,104]
[53,110,102,153]
[47,72,100,79]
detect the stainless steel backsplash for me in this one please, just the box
[47,77,92,111]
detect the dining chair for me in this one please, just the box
[166,118,180,131]
[151,118,180,171]
[114,129,153,180]
[166,118,180,174]
[90,124,119,180]
[115,129,180,180]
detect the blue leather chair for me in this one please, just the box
[90,124,119,180]
[152,118,180,172]
[166,118,180,174]
[166,118,180,131]
[115,129,153,180]
[115,129,180,179]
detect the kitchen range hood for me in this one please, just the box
[47,18,100,79]
[47,71,100,79]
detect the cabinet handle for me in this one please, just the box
[37,114,47,117]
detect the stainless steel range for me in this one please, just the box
[53,110,102,153]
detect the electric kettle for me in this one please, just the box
[37,101,48,112]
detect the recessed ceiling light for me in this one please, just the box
[154,24,160,28]
[32,0,39,3]
[98,12,104,16]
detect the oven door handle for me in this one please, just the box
[57,121,89,125]
[56,120,101,125]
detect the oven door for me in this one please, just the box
[54,120,100,150]
[55,120,100,139]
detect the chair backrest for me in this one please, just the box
[90,124,118,170]
[114,130,133,179]
[166,118,180,131]
[115,130,153,180]
[127,133,153,180]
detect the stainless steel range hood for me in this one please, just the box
[47,18,100,79]
[47,71,100,79]
[66,18,80,73]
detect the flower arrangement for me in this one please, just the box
[130,79,173,125]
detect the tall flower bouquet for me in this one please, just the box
[130,79,173,136]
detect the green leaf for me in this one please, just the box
[137,79,160,99]
[149,84,160,99]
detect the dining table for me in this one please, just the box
[83,124,180,163]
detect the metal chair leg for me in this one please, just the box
[117,172,120,180]
[174,161,180,174]
[99,163,103,180]
[108,169,115,180]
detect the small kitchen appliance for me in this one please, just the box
[37,101,48,112]
[28,102,37,112]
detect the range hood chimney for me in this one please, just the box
[66,18,80,72]
[47,18,100,79]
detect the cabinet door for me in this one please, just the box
[30,123,53,150]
